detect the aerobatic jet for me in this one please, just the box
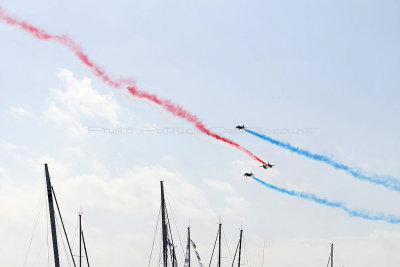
[236,125,246,130]
[243,172,254,177]
[259,162,275,170]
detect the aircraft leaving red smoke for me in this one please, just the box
[0,6,267,165]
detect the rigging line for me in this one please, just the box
[46,191,50,267]
[326,252,331,267]
[165,192,185,257]
[54,217,65,267]
[22,188,46,267]
[243,239,250,267]
[165,208,178,265]
[148,206,161,267]
[158,236,163,266]
[52,186,76,267]
[55,214,72,267]
[31,236,48,267]
[230,240,240,267]
[164,200,177,253]
[71,216,79,252]
[170,202,185,258]
[81,231,91,267]
[31,194,49,267]
[222,227,232,261]
[208,228,219,267]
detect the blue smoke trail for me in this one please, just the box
[251,176,400,224]
[245,129,400,192]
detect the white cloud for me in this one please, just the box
[62,146,85,159]
[224,195,250,210]
[45,101,84,136]
[204,178,251,219]
[0,141,30,161]
[204,179,234,194]
[0,165,5,175]
[0,141,19,150]
[9,106,32,118]
[44,68,121,136]
[57,165,215,221]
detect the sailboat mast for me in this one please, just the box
[237,230,243,267]
[44,164,61,267]
[331,243,333,267]
[187,227,191,267]
[218,223,222,267]
[161,181,168,267]
[79,213,82,267]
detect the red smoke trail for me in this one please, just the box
[127,87,267,164]
[0,6,267,165]
[0,7,134,89]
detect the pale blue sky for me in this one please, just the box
[1,1,400,266]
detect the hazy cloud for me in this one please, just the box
[9,106,32,118]
[0,165,5,175]
[44,68,121,136]
[204,179,234,194]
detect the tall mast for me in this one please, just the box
[331,243,333,267]
[79,213,82,267]
[237,230,243,267]
[44,164,61,267]
[218,223,222,267]
[161,181,168,267]
[187,227,191,267]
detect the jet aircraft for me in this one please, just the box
[259,162,275,170]
[243,172,254,177]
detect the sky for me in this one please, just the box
[1,0,400,266]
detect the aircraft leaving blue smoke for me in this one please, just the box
[245,129,400,192]
[251,176,400,224]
